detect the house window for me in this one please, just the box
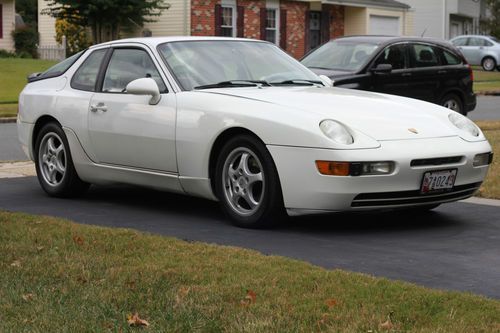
[265,9,278,45]
[309,12,321,50]
[221,6,236,37]
[0,4,3,39]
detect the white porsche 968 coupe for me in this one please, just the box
[17,37,492,228]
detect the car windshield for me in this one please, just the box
[490,36,500,43]
[157,41,319,90]
[302,40,379,71]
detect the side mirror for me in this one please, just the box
[319,74,334,87]
[372,64,393,75]
[126,78,161,105]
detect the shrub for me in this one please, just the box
[11,26,39,58]
[0,49,18,58]
[55,19,91,56]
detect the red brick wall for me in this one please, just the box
[280,1,308,59]
[190,1,343,59]
[191,0,220,36]
[239,0,266,39]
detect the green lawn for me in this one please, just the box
[0,104,18,118]
[1,211,500,332]
[476,121,500,199]
[473,69,500,93]
[0,58,56,103]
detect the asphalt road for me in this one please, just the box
[469,96,500,121]
[1,176,499,299]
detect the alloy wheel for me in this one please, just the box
[38,132,67,187]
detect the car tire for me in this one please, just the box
[441,93,465,115]
[482,57,496,71]
[215,134,285,228]
[34,122,90,197]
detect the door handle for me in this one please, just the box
[402,73,412,77]
[437,70,447,74]
[90,103,107,112]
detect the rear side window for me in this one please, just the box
[442,49,462,65]
[468,38,486,46]
[409,44,441,68]
[102,48,167,93]
[71,49,107,91]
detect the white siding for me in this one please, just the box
[398,0,445,38]
[0,0,15,51]
[134,0,190,37]
[38,0,57,46]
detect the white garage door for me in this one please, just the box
[369,15,400,35]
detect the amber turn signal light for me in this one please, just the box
[316,161,350,176]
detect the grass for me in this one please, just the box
[473,68,500,93]
[0,58,54,117]
[476,121,500,199]
[0,104,18,118]
[1,211,500,332]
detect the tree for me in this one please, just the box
[42,0,169,44]
[55,19,91,55]
[16,0,38,27]
[482,0,500,38]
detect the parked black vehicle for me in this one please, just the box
[302,36,476,115]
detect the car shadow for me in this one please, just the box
[74,184,462,234]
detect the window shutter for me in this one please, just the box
[214,4,222,36]
[280,10,287,49]
[304,10,310,53]
[237,6,244,37]
[321,9,330,44]
[260,8,267,40]
[0,4,3,39]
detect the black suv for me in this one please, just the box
[302,36,476,115]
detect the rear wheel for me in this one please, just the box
[34,122,89,197]
[441,93,465,115]
[482,57,496,71]
[215,135,284,228]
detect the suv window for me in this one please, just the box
[102,48,167,93]
[71,49,107,91]
[374,44,406,70]
[442,49,462,65]
[409,44,440,68]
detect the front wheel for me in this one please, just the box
[215,135,284,228]
[34,122,90,197]
[441,93,465,115]
[482,57,496,71]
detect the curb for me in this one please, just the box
[461,197,500,207]
[0,117,16,124]
[476,91,500,96]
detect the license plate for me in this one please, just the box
[420,169,457,194]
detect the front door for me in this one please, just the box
[371,43,411,98]
[406,43,443,103]
[88,47,177,173]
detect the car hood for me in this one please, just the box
[202,86,457,141]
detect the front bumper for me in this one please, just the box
[267,136,491,215]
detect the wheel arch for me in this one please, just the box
[32,115,62,153]
[208,127,267,195]
[440,89,465,107]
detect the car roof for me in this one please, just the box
[89,36,266,49]
[331,35,457,49]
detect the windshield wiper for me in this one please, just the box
[270,79,323,86]
[194,80,271,90]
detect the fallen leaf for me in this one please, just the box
[35,221,43,225]
[127,313,149,327]
[36,246,44,252]
[325,298,337,309]
[73,235,84,246]
[174,286,191,307]
[22,293,34,301]
[240,289,257,306]
[380,311,394,330]
[10,260,21,267]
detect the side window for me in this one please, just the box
[409,44,440,68]
[452,38,468,47]
[102,48,167,93]
[374,44,406,70]
[71,49,107,91]
[442,49,462,65]
[485,40,494,47]
[468,38,485,47]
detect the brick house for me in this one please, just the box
[37,0,413,60]
[0,0,16,52]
